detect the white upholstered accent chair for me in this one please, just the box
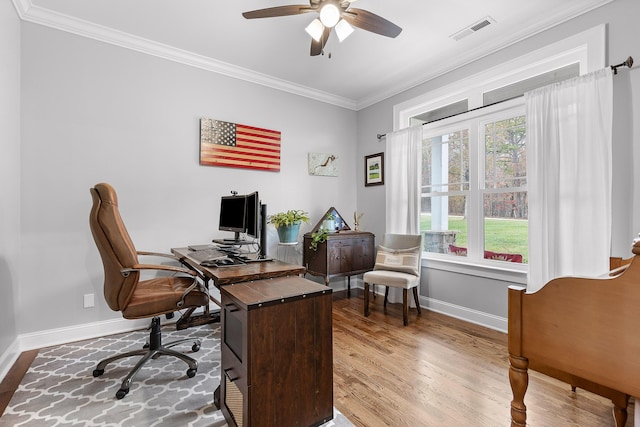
[363,233,422,326]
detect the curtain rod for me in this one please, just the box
[377,56,634,140]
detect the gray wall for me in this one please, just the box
[356,0,640,328]
[0,2,21,373]
[18,22,356,337]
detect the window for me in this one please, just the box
[421,100,527,265]
[394,25,604,277]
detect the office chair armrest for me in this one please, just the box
[122,264,198,277]
[136,251,180,260]
[121,264,208,307]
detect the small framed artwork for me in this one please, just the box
[364,152,384,186]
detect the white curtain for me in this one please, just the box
[384,125,423,303]
[525,68,613,293]
[385,125,423,234]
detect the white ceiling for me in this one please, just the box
[16,0,614,110]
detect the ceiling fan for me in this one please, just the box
[242,0,402,56]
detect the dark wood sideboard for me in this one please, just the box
[220,276,333,427]
[303,231,375,289]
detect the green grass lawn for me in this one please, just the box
[421,215,528,262]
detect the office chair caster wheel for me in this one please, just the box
[93,369,104,377]
[192,343,200,352]
[116,388,129,399]
[186,368,197,378]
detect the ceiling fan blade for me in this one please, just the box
[342,8,402,38]
[310,26,332,56]
[242,5,315,19]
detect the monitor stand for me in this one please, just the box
[212,239,252,246]
[212,232,250,246]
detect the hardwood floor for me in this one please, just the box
[332,289,635,427]
[0,349,37,417]
[0,290,635,425]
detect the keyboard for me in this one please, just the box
[188,248,228,262]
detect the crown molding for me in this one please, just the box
[13,0,615,112]
[12,0,358,110]
[354,0,615,110]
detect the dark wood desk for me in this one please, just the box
[171,248,320,417]
[171,247,306,288]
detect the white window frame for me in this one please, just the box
[394,25,605,283]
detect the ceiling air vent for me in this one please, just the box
[450,16,495,41]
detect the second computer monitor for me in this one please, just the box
[245,191,259,239]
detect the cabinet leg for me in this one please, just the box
[364,282,370,317]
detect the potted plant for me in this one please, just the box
[267,209,310,243]
[323,212,337,232]
[308,228,329,251]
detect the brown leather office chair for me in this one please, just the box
[89,182,209,399]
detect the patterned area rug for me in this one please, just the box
[1,323,352,427]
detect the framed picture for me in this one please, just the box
[364,152,384,186]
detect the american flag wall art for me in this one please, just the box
[199,118,281,171]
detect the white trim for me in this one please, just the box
[418,295,508,333]
[14,1,357,110]
[423,256,527,284]
[0,318,147,383]
[394,24,606,131]
[18,317,151,352]
[349,280,508,332]
[12,0,612,111]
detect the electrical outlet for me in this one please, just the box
[83,293,95,308]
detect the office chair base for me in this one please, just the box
[93,317,200,399]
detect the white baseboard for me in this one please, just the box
[419,296,507,333]
[351,279,508,333]
[0,318,147,384]
[18,317,151,352]
[0,306,220,384]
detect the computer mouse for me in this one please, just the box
[217,258,233,265]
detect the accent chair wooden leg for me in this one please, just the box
[364,282,370,317]
[384,286,389,307]
[402,288,408,326]
[509,355,529,427]
[412,287,421,314]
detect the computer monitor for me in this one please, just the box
[245,191,259,239]
[219,195,246,241]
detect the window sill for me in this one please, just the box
[422,253,527,284]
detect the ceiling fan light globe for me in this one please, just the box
[305,18,325,42]
[319,4,340,28]
[335,19,354,42]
